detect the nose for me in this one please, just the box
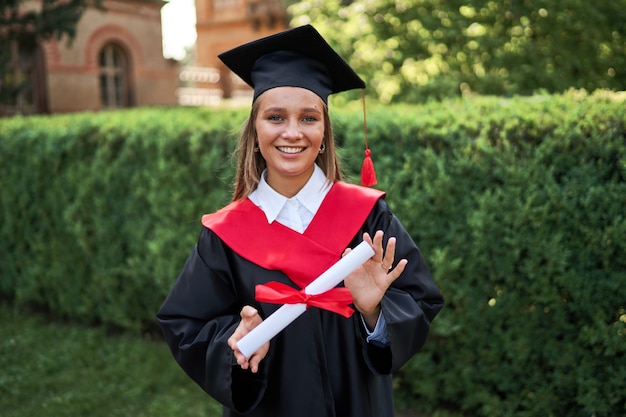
[282,118,303,140]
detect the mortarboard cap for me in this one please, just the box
[218,24,365,103]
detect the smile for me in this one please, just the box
[277,146,306,154]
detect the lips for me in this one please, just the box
[277,146,306,154]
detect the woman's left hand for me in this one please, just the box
[343,230,407,330]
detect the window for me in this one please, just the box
[99,43,132,109]
[0,38,48,116]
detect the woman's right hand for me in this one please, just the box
[228,305,269,373]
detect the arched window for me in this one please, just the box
[99,43,132,108]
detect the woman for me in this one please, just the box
[157,25,444,417]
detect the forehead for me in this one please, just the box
[256,86,325,110]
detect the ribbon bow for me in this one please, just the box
[255,281,355,318]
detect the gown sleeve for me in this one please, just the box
[357,198,444,375]
[156,228,268,414]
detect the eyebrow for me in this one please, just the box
[261,106,322,114]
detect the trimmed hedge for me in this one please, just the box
[0,107,243,330]
[1,90,625,417]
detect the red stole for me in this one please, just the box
[201,181,385,289]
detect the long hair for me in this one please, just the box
[231,100,342,201]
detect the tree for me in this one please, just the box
[289,0,626,102]
[0,0,104,110]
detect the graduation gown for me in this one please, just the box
[157,182,444,417]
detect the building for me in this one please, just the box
[1,0,179,116]
[190,0,288,103]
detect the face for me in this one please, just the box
[255,86,325,196]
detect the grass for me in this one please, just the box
[0,304,222,417]
[0,304,429,417]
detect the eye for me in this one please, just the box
[302,115,319,123]
[267,114,283,122]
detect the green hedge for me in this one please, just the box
[1,90,624,417]
[0,107,243,329]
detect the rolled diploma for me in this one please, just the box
[236,240,375,358]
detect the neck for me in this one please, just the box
[266,167,314,198]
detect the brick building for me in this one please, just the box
[1,0,179,116]
[191,0,288,103]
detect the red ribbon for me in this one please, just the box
[255,282,355,318]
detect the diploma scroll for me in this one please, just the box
[236,241,375,358]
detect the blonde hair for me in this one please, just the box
[231,100,342,201]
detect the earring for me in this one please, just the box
[319,143,326,154]
[254,144,260,152]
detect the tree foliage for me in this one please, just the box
[0,0,102,43]
[0,0,103,104]
[289,0,626,102]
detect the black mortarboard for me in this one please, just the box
[218,24,365,103]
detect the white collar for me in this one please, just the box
[248,164,332,224]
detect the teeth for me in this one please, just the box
[278,146,305,154]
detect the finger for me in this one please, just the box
[240,306,260,331]
[373,230,384,249]
[228,331,250,368]
[248,342,269,373]
[361,232,380,263]
[381,236,397,272]
[241,305,258,319]
[227,334,238,350]
[372,230,385,261]
[387,259,408,283]
[228,326,246,350]
[250,358,260,373]
[234,350,249,369]
[228,332,251,369]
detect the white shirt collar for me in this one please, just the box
[248,164,332,224]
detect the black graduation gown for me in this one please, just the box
[157,182,444,417]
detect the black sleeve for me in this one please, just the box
[156,228,268,413]
[357,199,444,374]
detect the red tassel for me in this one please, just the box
[361,148,377,186]
[360,89,377,187]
